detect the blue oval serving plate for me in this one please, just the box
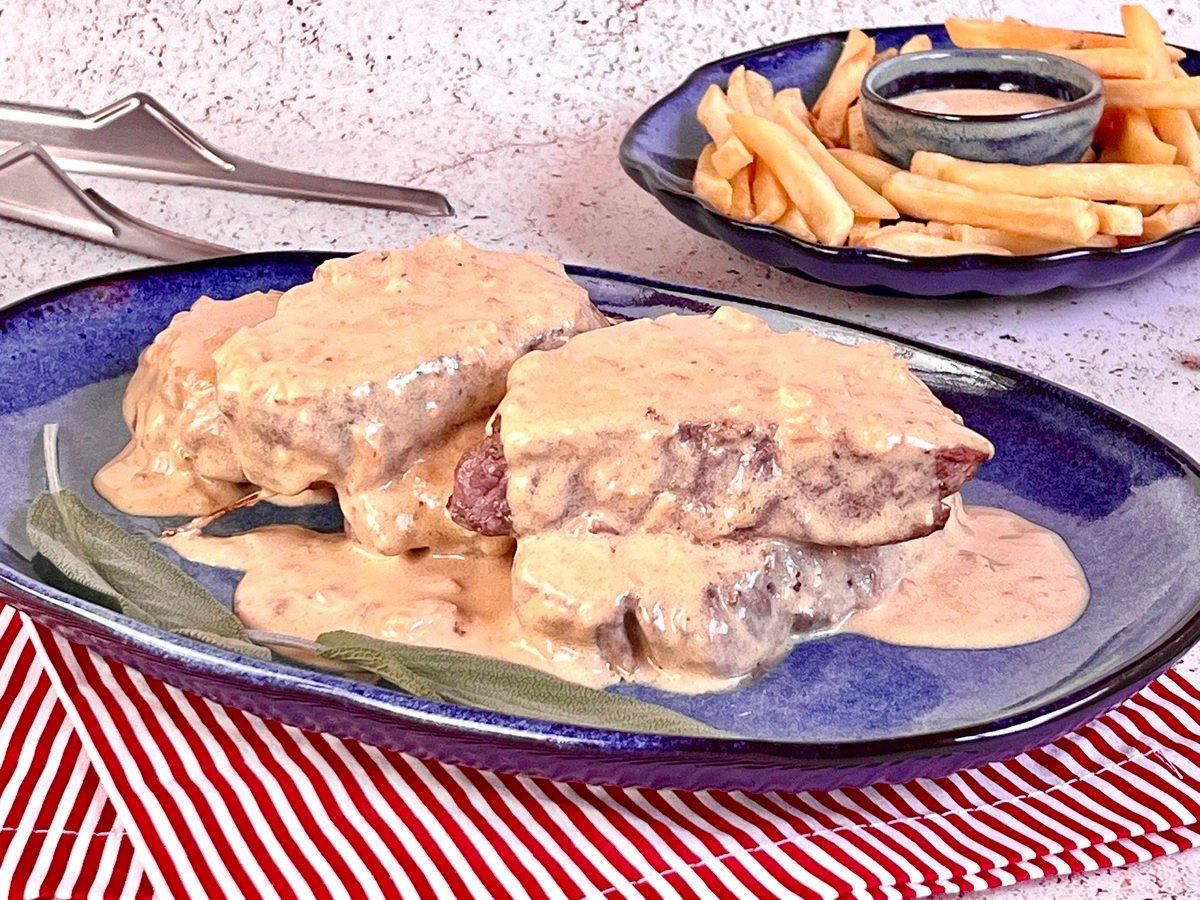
[1,253,1199,792]
[619,24,1200,298]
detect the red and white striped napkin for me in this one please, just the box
[5,597,1200,900]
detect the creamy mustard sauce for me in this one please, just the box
[846,500,1089,648]
[96,234,606,556]
[94,291,279,515]
[165,499,1089,693]
[511,528,901,687]
[164,526,613,688]
[893,88,1064,116]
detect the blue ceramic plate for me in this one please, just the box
[619,24,1200,298]
[1,253,1199,793]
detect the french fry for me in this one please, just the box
[1100,106,1178,165]
[1104,76,1200,108]
[900,34,933,54]
[744,69,776,115]
[946,16,1128,51]
[726,66,755,114]
[906,152,949,178]
[775,204,818,241]
[1122,5,1178,72]
[1148,108,1200,170]
[846,103,877,156]
[751,164,789,223]
[1142,199,1200,239]
[692,143,734,215]
[848,218,882,245]
[881,171,1101,243]
[1081,233,1124,247]
[727,113,854,245]
[828,148,901,192]
[909,151,1200,205]
[1050,47,1156,78]
[1120,4,1200,170]
[697,84,736,145]
[857,228,1015,256]
[770,99,900,219]
[693,16,1200,254]
[1090,201,1144,235]
[813,29,875,146]
[730,165,754,220]
[711,137,755,179]
[772,87,811,124]
[917,221,955,238]
[1173,62,1200,131]
[888,220,956,237]
[946,15,1186,58]
[949,224,1119,253]
[873,47,899,65]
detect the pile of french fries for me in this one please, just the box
[692,5,1200,256]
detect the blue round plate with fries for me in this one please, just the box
[619,20,1200,297]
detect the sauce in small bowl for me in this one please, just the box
[860,49,1104,167]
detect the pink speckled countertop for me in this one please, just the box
[2,1,1199,896]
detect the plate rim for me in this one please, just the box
[617,23,1200,279]
[3,250,1200,769]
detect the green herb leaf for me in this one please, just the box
[176,629,272,662]
[316,630,731,738]
[27,489,265,660]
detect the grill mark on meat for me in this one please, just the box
[448,434,513,536]
[673,420,780,498]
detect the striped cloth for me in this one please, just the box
[4,598,1200,900]
[0,606,150,900]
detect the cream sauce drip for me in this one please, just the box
[94,291,279,516]
[893,88,1065,116]
[164,526,613,688]
[165,501,1090,693]
[845,501,1089,648]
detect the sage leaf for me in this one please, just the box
[176,629,272,662]
[316,630,730,738]
[26,489,264,660]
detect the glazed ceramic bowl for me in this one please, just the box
[860,49,1105,167]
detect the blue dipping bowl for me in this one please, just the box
[860,48,1105,167]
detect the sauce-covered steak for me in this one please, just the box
[453,307,993,548]
[513,531,901,683]
[211,235,608,554]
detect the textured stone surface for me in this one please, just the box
[2,1,1199,894]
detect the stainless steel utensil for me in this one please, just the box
[0,93,452,216]
[0,142,237,262]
